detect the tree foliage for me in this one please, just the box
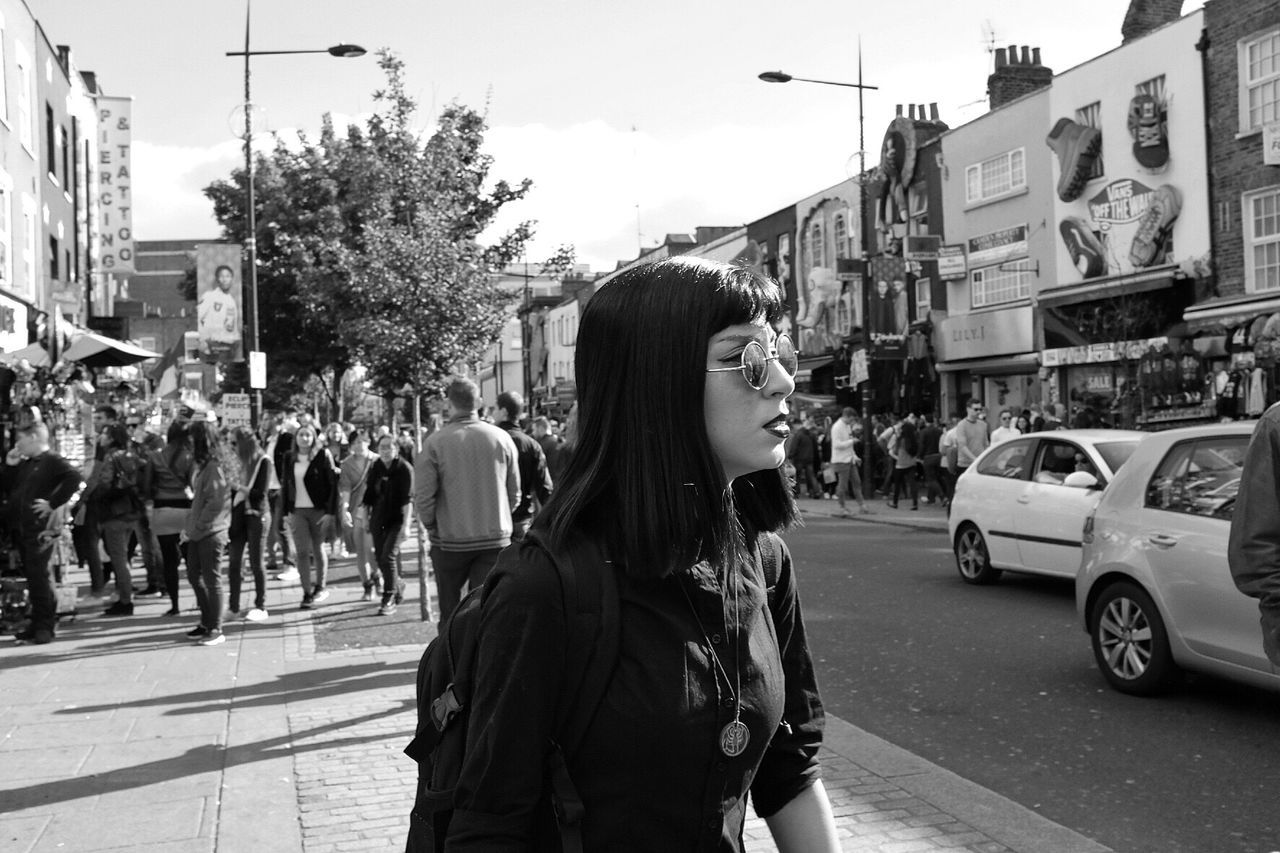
[199,49,560,410]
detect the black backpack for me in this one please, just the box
[403,531,781,853]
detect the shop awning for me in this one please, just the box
[63,332,162,367]
[936,353,1040,375]
[1036,267,1176,308]
[1182,293,1280,333]
[0,342,50,367]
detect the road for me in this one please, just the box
[787,512,1280,853]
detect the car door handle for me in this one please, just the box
[1148,533,1179,547]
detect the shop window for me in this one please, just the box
[964,148,1025,205]
[975,438,1031,480]
[970,260,1032,308]
[1244,185,1280,293]
[1075,102,1104,180]
[1239,28,1280,134]
[1144,437,1247,520]
[807,219,825,269]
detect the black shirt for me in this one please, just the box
[448,536,823,852]
[2,451,82,540]
[499,421,552,522]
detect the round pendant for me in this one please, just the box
[719,720,750,757]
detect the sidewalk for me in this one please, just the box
[2,532,1108,853]
[794,493,951,533]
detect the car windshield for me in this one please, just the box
[1093,440,1141,475]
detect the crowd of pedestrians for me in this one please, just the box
[3,384,571,645]
[783,399,1075,517]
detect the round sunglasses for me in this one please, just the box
[706,334,798,390]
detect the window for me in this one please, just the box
[807,220,825,269]
[20,194,32,297]
[1144,437,1248,520]
[964,148,1025,204]
[975,439,1031,479]
[44,103,54,179]
[60,123,69,188]
[0,23,9,124]
[49,235,58,280]
[1032,440,1086,486]
[14,42,29,152]
[970,260,1032,308]
[1244,186,1280,293]
[1240,29,1280,133]
[915,276,932,320]
[1136,75,1166,101]
[1075,102,1104,179]
[833,213,848,259]
[0,175,11,288]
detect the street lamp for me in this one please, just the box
[759,52,878,495]
[225,2,365,427]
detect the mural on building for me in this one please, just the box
[795,191,860,355]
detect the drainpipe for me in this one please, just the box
[1195,27,1217,301]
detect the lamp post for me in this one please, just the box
[225,1,365,428]
[759,52,878,495]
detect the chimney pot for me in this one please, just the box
[994,47,1007,68]
[896,104,904,116]
[1020,45,1031,64]
[908,104,917,119]
[930,103,940,121]
[1008,44,1019,63]
[1032,47,1042,65]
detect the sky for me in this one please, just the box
[32,0,1205,273]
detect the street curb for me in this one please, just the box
[823,716,1114,853]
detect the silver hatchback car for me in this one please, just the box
[1076,421,1280,695]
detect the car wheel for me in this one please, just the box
[1090,581,1178,696]
[954,523,1002,585]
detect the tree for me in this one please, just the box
[199,49,556,414]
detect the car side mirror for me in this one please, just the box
[1063,471,1100,489]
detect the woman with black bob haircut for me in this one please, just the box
[446,257,838,851]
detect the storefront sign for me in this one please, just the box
[0,292,27,354]
[904,235,940,261]
[1266,123,1280,166]
[1041,336,1168,366]
[967,224,1028,270]
[937,245,967,280]
[1088,178,1156,226]
[97,96,135,274]
[936,305,1033,362]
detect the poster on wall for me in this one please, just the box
[195,243,244,363]
[865,256,914,360]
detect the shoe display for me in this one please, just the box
[103,601,134,617]
[186,625,209,638]
[312,587,331,604]
[244,608,269,622]
[1128,93,1168,169]
[1059,217,1107,278]
[1045,117,1102,202]
[198,632,226,647]
[275,568,300,582]
[1130,184,1182,268]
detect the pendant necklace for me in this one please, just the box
[680,561,749,758]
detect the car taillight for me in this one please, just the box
[1082,512,1095,545]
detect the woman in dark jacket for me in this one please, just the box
[144,420,195,616]
[227,426,272,621]
[183,421,231,646]
[91,423,145,617]
[362,433,413,616]
[280,424,338,609]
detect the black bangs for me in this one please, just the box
[705,262,786,332]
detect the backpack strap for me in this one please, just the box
[759,531,780,597]
[527,529,619,853]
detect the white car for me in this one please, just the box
[948,429,1145,584]
[1076,421,1280,695]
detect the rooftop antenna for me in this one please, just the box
[631,124,644,254]
[981,20,998,69]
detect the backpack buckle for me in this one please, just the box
[429,684,462,732]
